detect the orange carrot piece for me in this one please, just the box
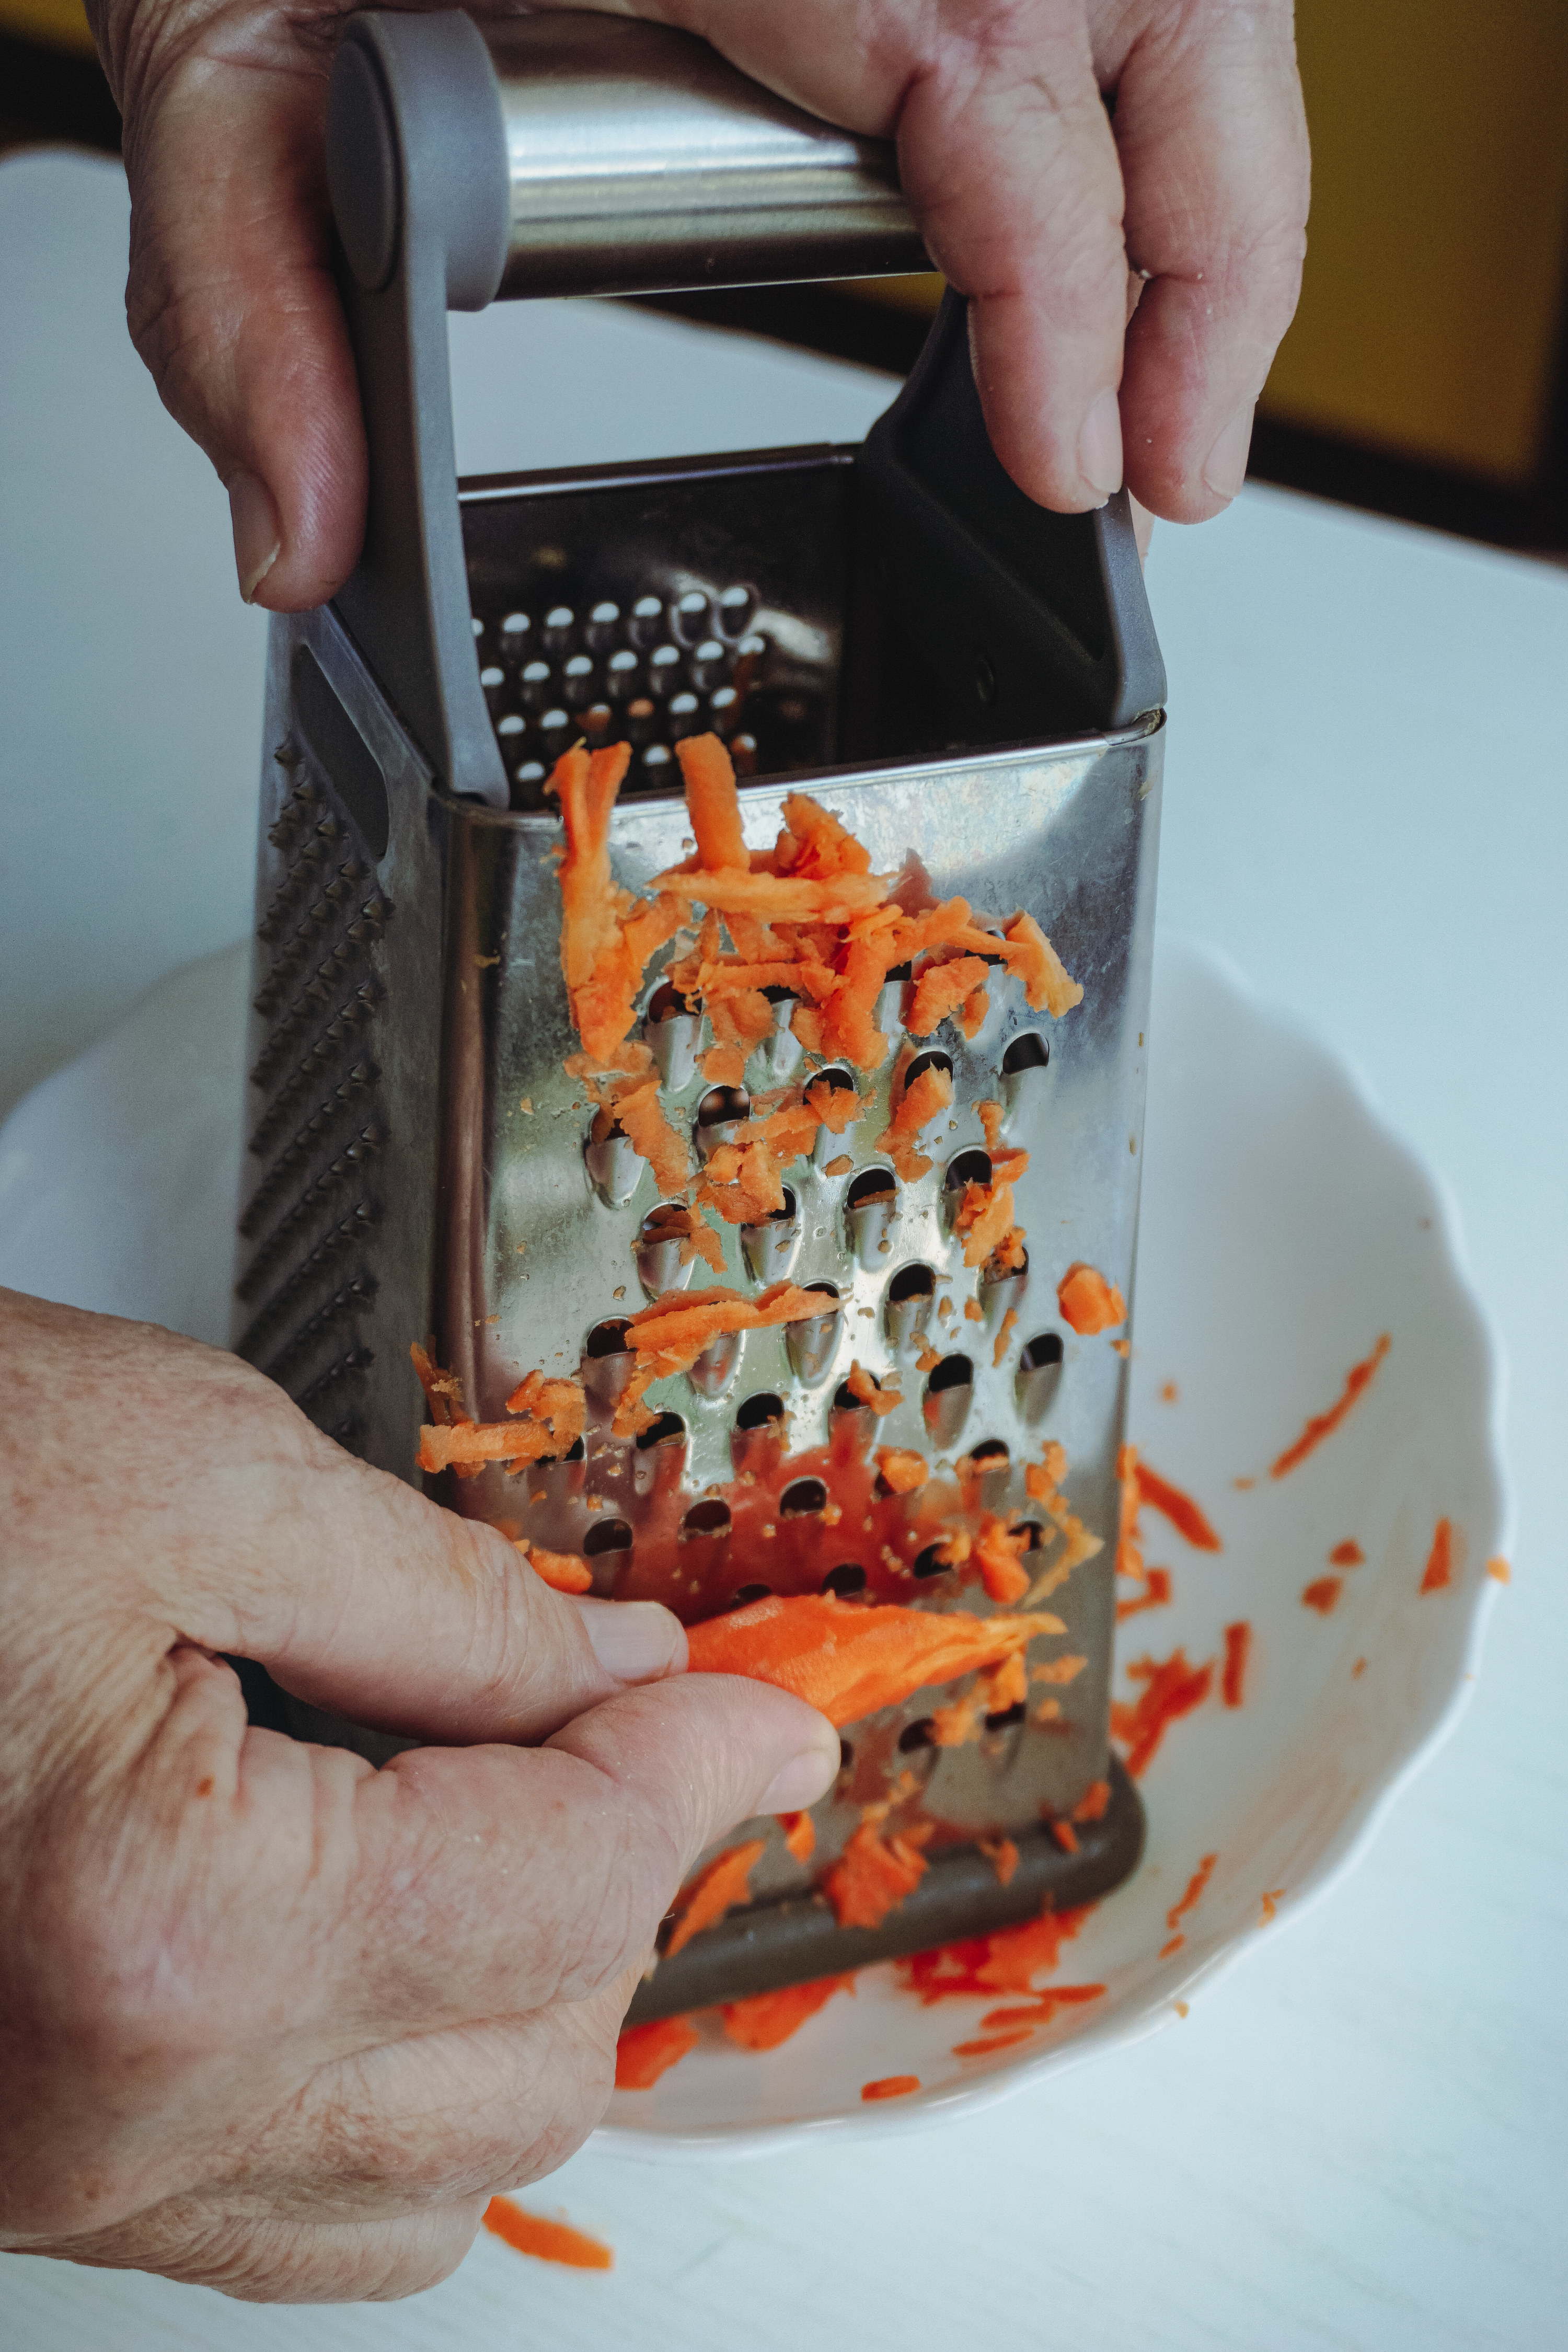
[1136,1462,1222,1551]
[419,1419,559,1473]
[776,791,872,880]
[653,864,889,923]
[1488,1555,1512,1583]
[610,1077,691,1195]
[1115,1565,1173,1621]
[780,1810,816,1864]
[1057,1261,1127,1335]
[1270,1333,1392,1478]
[1110,1647,1215,1777]
[483,2196,613,2271]
[875,1057,954,1181]
[907,954,993,1037]
[685,1593,1051,1728]
[861,2075,920,2101]
[1329,1539,1365,1566]
[954,1177,1016,1271]
[664,1837,766,1960]
[973,1514,1031,1605]
[825,1820,930,1929]
[719,1972,852,2051]
[958,984,989,1041]
[410,1340,468,1425]
[1221,1619,1251,1708]
[1166,1851,1218,1933]
[514,1539,593,1596]
[979,1836,1020,1887]
[614,2014,699,2090]
[1302,1574,1342,1615]
[977,1099,1004,1149]
[999,911,1082,1016]
[1072,1777,1112,1823]
[676,732,750,871]
[846,1361,902,1415]
[1421,1516,1454,1593]
[993,1306,1021,1368]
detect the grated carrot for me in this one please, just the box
[1301,1574,1342,1615]
[875,1445,929,1493]
[1166,1851,1218,1933]
[779,1809,816,1864]
[1116,1565,1173,1621]
[1421,1516,1454,1593]
[719,1973,853,2051]
[1111,1647,1214,1777]
[1057,1261,1127,1336]
[862,2075,920,2101]
[1135,1461,1221,1551]
[825,1820,930,1928]
[907,954,993,1037]
[993,1306,1020,1367]
[979,1836,1019,1887]
[664,1838,766,1959]
[513,1538,593,1595]
[483,2196,613,2271]
[685,1593,1053,1728]
[1221,1619,1251,1708]
[1329,1538,1365,1566]
[615,2013,698,2090]
[1270,1334,1392,1478]
[676,732,750,871]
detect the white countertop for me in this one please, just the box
[3,148,1566,2351]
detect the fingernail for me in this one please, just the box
[228,470,282,603]
[760,1737,840,1815]
[1078,388,1124,502]
[572,1597,687,1684]
[1201,405,1255,504]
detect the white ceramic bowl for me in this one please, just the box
[0,936,1508,2160]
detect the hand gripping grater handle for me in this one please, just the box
[324,9,1162,811]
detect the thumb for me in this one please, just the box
[114,23,365,608]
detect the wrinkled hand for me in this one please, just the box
[0,1291,837,2299]
[86,0,1308,607]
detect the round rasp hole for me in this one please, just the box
[586,1319,632,1359]
[780,1477,827,1518]
[927,1353,974,1393]
[822,1562,867,1596]
[582,1517,632,1558]
[1020,1331,1066,1371]
[635,1411,686,1451]
[735,1391,786,1431]
[681,1498,732,1540]
[1002,1031,1050,1075]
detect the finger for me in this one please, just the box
[31,2189,486,2302]
[16,1300,684,1742]
[318,1670,836,2033]
[1110,0,1309,519]
[118,36,365,607]
[893,3,1130,510]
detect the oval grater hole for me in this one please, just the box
[1020,1331,1065,1371]
[760,982,798,1005]
[586,1318,633,1359]
[1002,1031,1050,1076]
[1016,1519,1046,1551]
[884,961,913,984]
[838,1738,855,1771]
[846,1167,897,1210]
[969,1438,1010,1466]
[985,1701,1027,1732]
[732,1580,773,1605]
[635,1410,686,1451]
[548,1436,586,1465]
[945,1148,993,1194]
[697,1085,750,1127]
[583,1517,633,1558]
[804,1281,840,1306]
[906,1050,954,1089]
[681,1497,731,1540]
[899,1717,937,1752]
[812,1065,858,1100]
[717,583,755,636]
[927,1353,974,1393]
[912,1543,951,1579]
[832,1379,869,1413]
[735,1390,786,1432]
[766,1185,798,1225]
[649,979,699,1022]
[780,1476,827,1519]
[889,1263,936,1304]
[822,1561,867,1596]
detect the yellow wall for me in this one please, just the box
[2,0,96,55]
[1263,0,1568,486]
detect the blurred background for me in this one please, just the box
[4,0,1566,556]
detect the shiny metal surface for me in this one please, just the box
[483,16,926,301]
[235,434,1162,1990]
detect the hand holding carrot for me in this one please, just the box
[0,1289,837,2299]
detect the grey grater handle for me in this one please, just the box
[324,9,1161,806]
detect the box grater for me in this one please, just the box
[234,10,1167,2020]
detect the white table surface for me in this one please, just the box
[3,148,1566,2351]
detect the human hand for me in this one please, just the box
[0,1290,837,2299]
[87,0,1307,608]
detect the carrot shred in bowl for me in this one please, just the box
[719,1972,853,2051]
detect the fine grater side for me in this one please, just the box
[234,11,1167,2020]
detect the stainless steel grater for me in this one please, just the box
[234,11,1166,2019]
